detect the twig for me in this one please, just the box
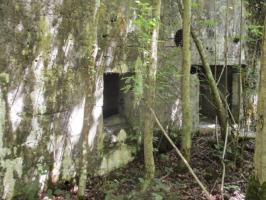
[240,173,247,182]
[150,107,213,200]
[221,123,229,200]
[160,173,170,180]
[211,179,218,193]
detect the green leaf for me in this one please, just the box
[54,189,65,196]
[152,193,163,200]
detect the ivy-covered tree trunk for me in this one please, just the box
[181,0,192,161]
[254,15,266,185]
[243,0,265,132]
[143,0,161,181]
[246,15,266,200]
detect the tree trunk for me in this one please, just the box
[77,1,100,198]
[246,15,266,200]
[254,15,266,184]
[243,0,265,133]
[191,30,228,139]
[181,0,192,161]
[177,0,228,139]
[143,0,161,181]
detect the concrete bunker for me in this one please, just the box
[103,72,135,136]
[191,65,243,124]
[98,72,139,175]
[103,73,120,118]
[174,29,183,47]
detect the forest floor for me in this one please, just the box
[48,134,254,200]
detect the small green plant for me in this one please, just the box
[199,19,218,28]
[248,24,263,36]
[121,58,144,106]
[246,176,266,200]
[122,0,161,107]
[25,181,40,200]
[191,2,200,10]
[152,192,163,200]
[224,183,240,191]
[133,0,158,47]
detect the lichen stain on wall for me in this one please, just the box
[51,135,65,184]
[7,86,24,132]
[88,77,104,147]
[2,158,23,200]
[68,97,85,145]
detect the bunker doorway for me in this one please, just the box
[192,65,235,124]
[103,73,120,118]
[103,72,135,138]
[103,72,134,119]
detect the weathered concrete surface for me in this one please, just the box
[0,0,100,198]
[191,0,245,65]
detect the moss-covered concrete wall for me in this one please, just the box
[0,0,101,198]
[191,0,245,65]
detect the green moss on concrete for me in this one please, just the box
[97,144,137,175]
[111,63,129,73]
[37,16,52,62]
[117,129,127,143]
[0,73,9,86]
[1,158,23,200]
[62,147,76,181]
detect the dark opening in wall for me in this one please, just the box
[190,65,199,74]
[103,73,120,118]
[195,65,233,123]
[174,29,183,47]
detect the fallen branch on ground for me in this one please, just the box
[149,107,214,200]
[221,124,229,200]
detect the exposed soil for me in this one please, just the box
[46,135,255,200]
